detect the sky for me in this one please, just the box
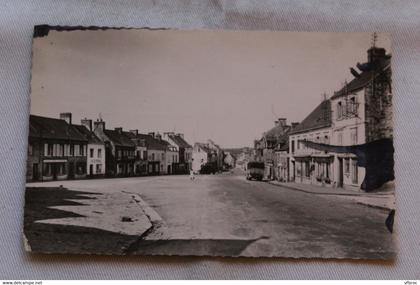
[30,29,390,148]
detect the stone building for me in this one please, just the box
[290,46,392,191]
[192,142,218,174]
[288,100,333,186]
[162,132,192,174]
[27,114,88,182]
[93,119,136,177]
[125,130,148,176]
[73,118,106,178]
[328,46,392,190]
[254,118,292,180]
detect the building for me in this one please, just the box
[93,119,136,177]
[72,118,106,178]
[27,114,88,182]
[161,140,179,174]
[125,130,148,176]
[143,132,167,175]
[162,132,193,174]
[254,118,292,180]
[235,148,252,171]
[223,152,236,169]
[192,143,216,174]
[206,140,224,171]
[327,46,392,190]
[288,100,333,186]
[288,45,392,192]
[274,140,289,182]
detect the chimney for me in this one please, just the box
[115,127,123,134]
[59,112,72,125]
[130,129,139,136]
[148,132,155,138]
[367,47,387,64]
[155,133,162,140]
[277,118,287,127]
[93,118,105,132]
[176,133,184,139]
[291,122,299,129]
[81,118,92,131]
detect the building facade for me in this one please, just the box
[254,118,292,180]
[74,118,106,178]
[27,114,88,182]
[93,119,136,177]
[163,132,192,174]
[289,100,334,186]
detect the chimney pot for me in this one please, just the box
[81,118,93,131]
[59,112,72,125]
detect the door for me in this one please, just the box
[89,164,93,177]
[68,162,74,179]
[338,158,344,187]
[167,165,171,174]
[52,163,58,180]
[32,163,39,181]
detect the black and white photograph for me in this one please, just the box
[24,26,395,259]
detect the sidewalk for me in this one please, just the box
[268,180,395,210]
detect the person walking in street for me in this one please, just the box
[190,169,195,180]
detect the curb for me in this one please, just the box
[267,181,394,211]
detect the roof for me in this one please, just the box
[168,134,192,148]
[330,57,391,100]
[72,125,103,144]
[195,142,214,154]
[29,115,87,141]
[264,125,291,140]
[104,129,135,147]
[125,132,167,151]
[289,100,332,135]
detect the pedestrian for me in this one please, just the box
[190,169,195,180]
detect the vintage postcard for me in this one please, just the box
[24,26,395,258]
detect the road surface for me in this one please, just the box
[26,173,395,259]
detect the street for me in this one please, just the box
[26,172,395,259]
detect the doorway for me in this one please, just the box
[68,162,74,179]
[32,163,39,181]
[338,158,344,187]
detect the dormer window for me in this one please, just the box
[337,101,343,119]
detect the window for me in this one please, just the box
[337,102,343,119]
[161,153,164,161]
[70,144,74,156]
[143,150,147,160]
[90,148,94,158]
[151,153,155,161]
[96,164,102,174]
[117,150,122,159]
[74,145,80,156]
[304,161,310,177]
[291,140,295,153]
[47,144,53,156]
[351,159,358,184]
[28,144,33,156]
[344,158,350,173]
[43,163,51,176]
[349,97,358,116]
[98,149,102,158]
